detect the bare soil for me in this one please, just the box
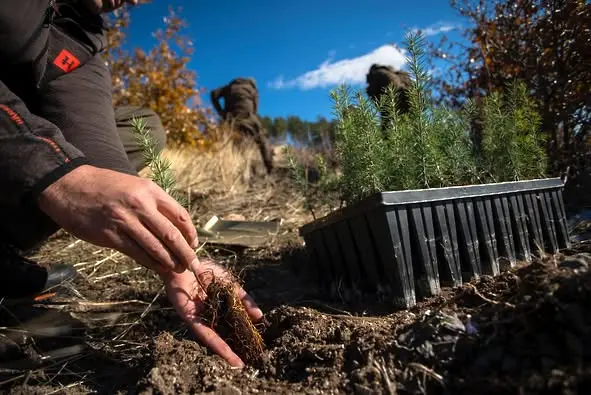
[2,175,591,395]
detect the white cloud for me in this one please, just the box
[410,21,461,37]
[268,44,407,90]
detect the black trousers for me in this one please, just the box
[0,26,166,252]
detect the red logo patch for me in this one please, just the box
[53,49,80,73]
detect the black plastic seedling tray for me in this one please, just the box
[299,178,570,308]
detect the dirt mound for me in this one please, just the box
[134,251,591,395]
[445,254,591,394]
[138,307,389,394]
[138,332,246,395]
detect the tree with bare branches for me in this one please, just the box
[429,0,590,175]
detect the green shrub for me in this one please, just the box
[329,32,480,204]
[480,80,548,182]
[331,86,389,203]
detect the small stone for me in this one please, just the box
[335,327,351,343]
[498,257,512,271]
[435,312,465,333]
[266,365,277,376]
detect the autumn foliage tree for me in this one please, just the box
[429,0,591,178]
[102,4,217,148]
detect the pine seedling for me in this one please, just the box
[505,80,548,179]
[376,84,402,135]
[130,116,188,207]
[330,85,388,204]
[404,30,445,189]
[287,146,341,219]
[311,152,342,212]
[286,146,314,215]
[377,84,418,190]
[480,80,548,182]
[430,101,480,186]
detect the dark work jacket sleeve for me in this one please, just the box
[0,79,88,207]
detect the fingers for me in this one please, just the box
[117,212,185,272]
[189,318,245,368]
[234,283,264,322]
[165,274,243,368]
[164,260,262,369]
[139,210,199,273]
[114,230,169,275]
[155,190,199,250]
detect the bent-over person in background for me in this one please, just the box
[366,63,412,131]
[210,77,274,174]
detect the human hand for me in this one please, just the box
[37,164,199,276]
[161,258,264,367]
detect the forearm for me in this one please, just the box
[0,80,87,207]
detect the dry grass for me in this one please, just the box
[144,127,266,197]
[143,126,337,230]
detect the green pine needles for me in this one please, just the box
[480,80,548,182]
[315,31,548,206]
[286,147,341,218]
[130,116,188,207]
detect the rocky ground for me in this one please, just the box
[1,174,590,395]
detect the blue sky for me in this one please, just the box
[122,0,465,122]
